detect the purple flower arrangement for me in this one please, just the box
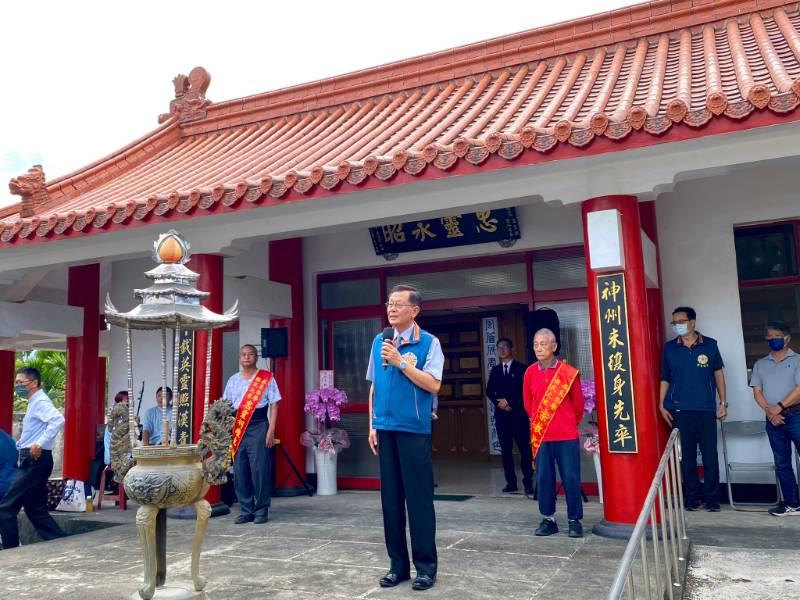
[300,387,351,455]
[580,379,600,454]
[582,423,600,454]
[300,429,351,455]
[304,387,348,423]
[581,379,596,414]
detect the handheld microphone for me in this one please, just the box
[381,327,394,369]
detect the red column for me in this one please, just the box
[64,263,101,481]
[0,350,14,435]
[269,238,306,492]
[582,196,666,537]
[189,254,224,505]
[98,358,107,423]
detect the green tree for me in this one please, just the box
[14,350,67,411]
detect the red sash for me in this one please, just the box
[231,369,273,458]
[529,361,579,459]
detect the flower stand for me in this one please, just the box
[314,448,338,496]
[592,452,604,504]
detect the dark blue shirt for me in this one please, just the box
[0,430,18,501]
[660,334,724,412]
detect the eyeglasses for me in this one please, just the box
[385,302,417,310]
[14,379,32,386]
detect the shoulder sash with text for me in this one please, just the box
[530,361,579,459]
[231,369,273,458]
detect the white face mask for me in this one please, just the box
[673,323,689,337]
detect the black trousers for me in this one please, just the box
[0,451,65,549]
[377,429,437,576]
[495,411,533,488]
[233,419,273,518]
[672,410,719,505]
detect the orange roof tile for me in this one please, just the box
[4,0,800,244]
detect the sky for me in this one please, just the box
[0,0,639,208]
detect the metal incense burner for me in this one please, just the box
[105,230,237,599]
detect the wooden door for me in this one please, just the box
[422,314,488,458]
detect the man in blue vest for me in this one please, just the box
[367,284,444,591]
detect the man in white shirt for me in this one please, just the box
[224,344,281,524]
[0,367,66,549]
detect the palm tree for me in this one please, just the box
[14,350,67,410]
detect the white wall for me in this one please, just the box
[302,198,585,391]
[657,158,800,480]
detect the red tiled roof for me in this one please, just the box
[4,0,800,244]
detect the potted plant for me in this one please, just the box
[581,379,603,503]
[300,387,350,495]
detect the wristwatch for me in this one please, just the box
[399,359,408,371]
[720,401,728,407]
[778,401,786,410]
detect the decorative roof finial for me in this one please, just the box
[9,165,51,218]
[158,67,211,124]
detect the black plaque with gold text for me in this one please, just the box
[596,273,638,453]
[175,330,194,445]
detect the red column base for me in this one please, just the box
[593,520,637,539]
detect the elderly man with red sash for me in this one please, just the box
[224,344,281,524]
[523,328,585,538]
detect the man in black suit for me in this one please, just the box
[487,338,533,496]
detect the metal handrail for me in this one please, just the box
[607,429,689,599]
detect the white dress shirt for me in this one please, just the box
[17,389,65,450]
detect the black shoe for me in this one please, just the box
[568,520,583,538]
[684,501,701,511]
[234,514,255,524]
[412,573,436,591]
[768,503,800,516]
[253,513,269,524]
[534,518,558,536]
[379,571,410,588]
[705,503,721,512]
[524,486,534,498]
[502,484,519,493]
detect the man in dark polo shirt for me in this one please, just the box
[750,321,800,517]
[659,306,727,512]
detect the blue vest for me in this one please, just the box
[371,327,435,434]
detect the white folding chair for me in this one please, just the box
[720,420,781,511]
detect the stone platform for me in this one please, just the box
[0,492,623,599]
[1,491,798,599]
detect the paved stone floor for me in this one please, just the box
[1,492,626,600]
[1,492,798,599]
[684,506,800,600]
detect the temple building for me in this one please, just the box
[2,0,799,532]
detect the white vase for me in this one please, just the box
[592,452,604,504]
[314,447,338,496]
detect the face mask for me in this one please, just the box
[768,338,786,352]
[673,323,689,337]
[14,384,29,398]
